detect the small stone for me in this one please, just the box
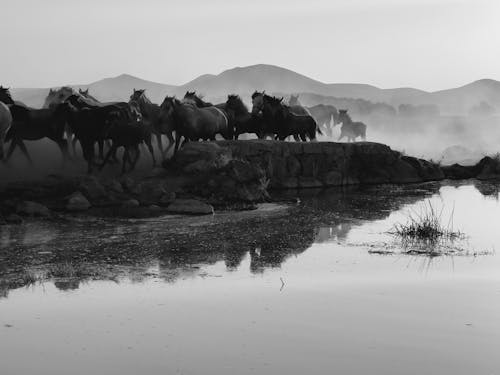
[148,204,161,211]
[16,201,51,217]
[78,177,106,200]
[65,192,91,211]
[107,180,124,194]
[122,199,140,208]
[159,192,176,206]
[166,199,214,215]
[5,214,23,224]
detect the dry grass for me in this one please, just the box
[390,200,464,255]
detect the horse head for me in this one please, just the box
[0,86,14,105]
[289,94,300,106]
[44,86,75,108]
[226,94,248,116]
[251,91,265,114]
[130,88,145,102]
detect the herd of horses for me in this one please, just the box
[0,86,367,174]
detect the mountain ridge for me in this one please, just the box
[8,64,500,114]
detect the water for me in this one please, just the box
[1,181,500,375]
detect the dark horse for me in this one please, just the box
[252,92,321,141]
[159,96,232,155]
[337,109,367,142]
[99,111,151,174]
[129,88,173,163]
[224,94,266,139]
[289,94,338,137]
[63,96,132,173]
[0,87,70,164]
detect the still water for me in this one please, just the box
[1,181,500,375]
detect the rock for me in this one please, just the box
[65,192,91,211]
[137,182,167,205]
[174,142,232,170]
[226,159,265,183]
[78,177,106,201]
[159,192,176,206]
[16,201,50,217]
[122,199,140,208]
[166,199,214,215]
[148,204,161,211]
[322,171,343,186]
[106,180,124,194]
[120,177,140,194]
[5,214,23,224]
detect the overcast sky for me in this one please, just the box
[1,0,499,90]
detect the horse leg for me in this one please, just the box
[121,148,130,175]
[156,133,163,157]
[145,138,156,167]
[293,134,300,142]
[56,138,70,167]
[100,143,119,171]
[17,140,34,165]
[173,132,183,157]
[131,145,141,171]
[4,138,17,162]
[98,140,105,160]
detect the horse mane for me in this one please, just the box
[227,94,248,113]
[184,91,212,107]
[0,86,14,104]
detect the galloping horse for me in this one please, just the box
[129,88,172,163]
[43,87,75,108]
[337,109,367,142]
[252,92,321,141]
[289,94,338,136]
[225,94,266,139]
[159,96,232,155]
[0,87,13,161]
[1,86,70,164]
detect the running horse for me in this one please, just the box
[159,95,232,155]
[251,92,321,141]
[2,87,70,164]
[336,109,367,142]
[289,94,338,137]
[0,86,13,161]
[129,88,172,163]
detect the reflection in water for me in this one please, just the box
[1,182,500,375]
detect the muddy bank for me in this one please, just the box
[1,140,499,222]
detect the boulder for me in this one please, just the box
[137,182,167,205]
[78,177,107,201]
[166,199,214,215]
[5,214,23,224]
[16,201,50,217]
[159,192,176,206]
[106,180,124,194]
[65,192,91,211]
[122,199,140,208]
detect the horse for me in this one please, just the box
[336,109,367,142]
[129,88,172,163]
[99,111,149,174]
[65,93,139,161]
[289,94,338,136]
[225,94,267,139]
[61,100,131,173]
[159,96,232,155]
[4,102,70,164]
[252,92,321,141]
[0,87,13,161]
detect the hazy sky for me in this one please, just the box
[2,0,499,90]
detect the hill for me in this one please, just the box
[8,64,500,114]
